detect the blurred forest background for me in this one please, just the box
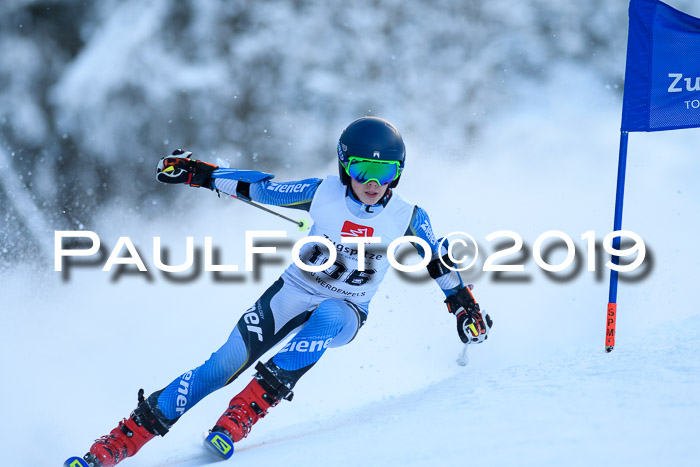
[0,0,695,267]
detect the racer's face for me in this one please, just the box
[350,178,389,205]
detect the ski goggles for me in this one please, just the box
[344,157,401,185]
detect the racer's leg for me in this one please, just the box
[152,278,312,422]
[210,298,367,442]
[267,298,368,387]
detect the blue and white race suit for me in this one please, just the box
[154,173,463,420]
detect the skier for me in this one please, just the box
[73,117,493,466]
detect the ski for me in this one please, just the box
[63,457,90,467]
[204,430,235,459]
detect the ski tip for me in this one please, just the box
[64,457,90,467]
[204,431,235,459]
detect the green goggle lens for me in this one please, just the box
[345,158,400,185]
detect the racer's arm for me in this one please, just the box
[405,206,493,344]
[155,150,321,211]
[212,171,321,212]
[404,205,463,296]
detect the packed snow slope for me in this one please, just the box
[2,74,700,466]
[156,319,700,467]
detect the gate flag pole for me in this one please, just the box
[605,131,629,353]
[608,0,700,352]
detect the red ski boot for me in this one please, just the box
[86,417,154,466]
[211,362,294,442]
[82,389,173,467]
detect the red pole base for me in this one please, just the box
[605,303,617,352]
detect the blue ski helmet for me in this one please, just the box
[337,117,406,188]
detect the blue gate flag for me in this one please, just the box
[621,0,700,132]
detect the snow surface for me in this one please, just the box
[3,62,700,467]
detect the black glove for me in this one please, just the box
[445,285,493,344]
[155,149,218,189]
